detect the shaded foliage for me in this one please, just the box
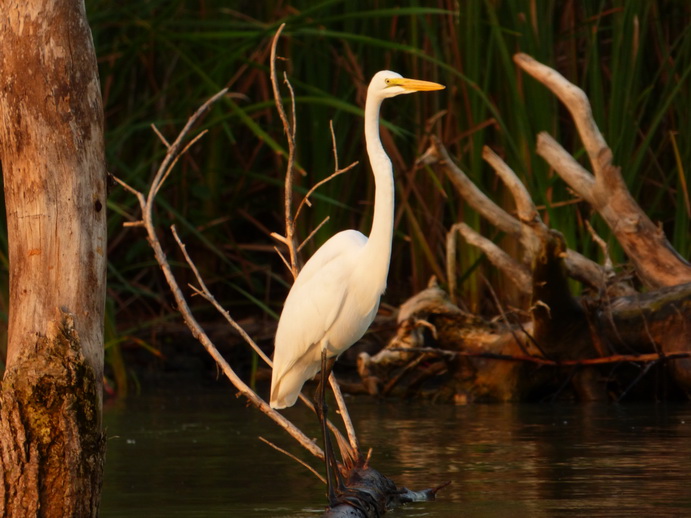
[3,1,685,388]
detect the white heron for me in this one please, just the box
[270,70,444,501]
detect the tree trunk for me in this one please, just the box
[0,1,107,516]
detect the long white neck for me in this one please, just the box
[363,94,394,287]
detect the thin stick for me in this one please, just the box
[585,220,613,273]
[328,374,359,454]
[259,436,326,484]
[145,89,228,210]
[391,347,691,367]
[155,129,209,199]
[298,217,330,253]
[330,120,339,171]
[151,123,171,149]
[117,89,326,461]
[173,226,268,364]
[294,162,358,223]
[270,23,299,279]
[273,245,292,272]
[175,228,353,457]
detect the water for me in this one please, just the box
[101,381,691,517]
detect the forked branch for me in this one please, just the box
[431,136,605,294]
[269,25,362,459]
[114,91,327,462]
[514,52,691,288]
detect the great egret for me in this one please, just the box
[270,70,444,501]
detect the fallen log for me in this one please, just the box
[355,279,691,403]
[322,465,448,518]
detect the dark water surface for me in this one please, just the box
[101,382,691,517]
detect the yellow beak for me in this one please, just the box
[390,77,445,92]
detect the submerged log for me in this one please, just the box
[322,465,447,518]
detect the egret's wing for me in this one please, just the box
[271,231,366,396]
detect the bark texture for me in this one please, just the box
[0,313,105,517]
[0,0,107,515]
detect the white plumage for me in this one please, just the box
[270,71,445,409]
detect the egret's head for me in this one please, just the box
[369,70,445,100]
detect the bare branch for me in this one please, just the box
[516,53,691,287]
[127,88,333,463]
[294,162,358,223]
[536,132,596,204]
[298,216,330,253]
[145,89,228,208]
[433,137,521,235]
[456,223,532,295]
[259,436,326,484]
[154,129,209,199]
[273,245,293,272]
[175,228,355,462]
[482,146,538,225]
[150,123,171,149]
[329,376,359,456]
[514,53,608,166]
[270,23,300,279]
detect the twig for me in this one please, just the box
[294,162,358,223]
[329,375,359,456]
[617,360,657,402]
[330,120,339,170]
[298,217,330,253]
[118,88,326,462]
[390,347,691,367]
[150,123,171,149]
[482,277,536,358]
[269,28,362,464]
[172,226,268,363]
[585,220,614,273]
[259,436,326,484]
[146,89,228,210]
[174,227,353,458]
[270,23,300,279]
[155,129,209,199]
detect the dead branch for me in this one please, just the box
[432,137,606,293]
[514,52,691,289]
[269,29,363,462]
[433,136,521,235]
[114,91,327,463]
[394,347,691,367]
[447,223,532,296]
[270,23,300,280]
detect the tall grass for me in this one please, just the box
[62,0,691,384]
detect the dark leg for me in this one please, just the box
[315,348,341,504]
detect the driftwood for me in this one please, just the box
[356,53,691,403]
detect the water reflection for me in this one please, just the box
[101,382,691,517]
